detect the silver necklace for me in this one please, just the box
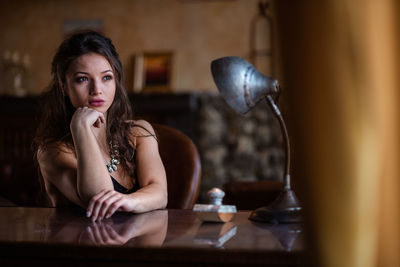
[106,141,120,173]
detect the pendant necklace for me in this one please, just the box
[105,141,120,173]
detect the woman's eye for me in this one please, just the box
[75,76,88,83]
[103,75,113,81]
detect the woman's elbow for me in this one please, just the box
[77,191,94,207]
[159,189,168,209]
[77,187,108,207]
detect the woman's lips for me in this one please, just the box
[89,100,105,107]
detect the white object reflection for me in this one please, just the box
[193,222,237,248]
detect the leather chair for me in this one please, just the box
[152,124,201,209]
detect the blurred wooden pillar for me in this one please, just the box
[274,1,400,267]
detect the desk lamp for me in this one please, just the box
[211,56,302,223]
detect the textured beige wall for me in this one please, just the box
[0,0,263,94]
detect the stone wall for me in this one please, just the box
[196,93,285,202]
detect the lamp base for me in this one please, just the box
[249,189,302,224]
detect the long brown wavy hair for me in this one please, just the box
[33,31,137,178]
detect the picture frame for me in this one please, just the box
[133,52,173,93]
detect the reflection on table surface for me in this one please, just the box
[0,207,304,251]
[0,207,168,247]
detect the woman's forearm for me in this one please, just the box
[129,182,168,213]
[72,124,113,204]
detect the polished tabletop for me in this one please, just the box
[0,207,307,266]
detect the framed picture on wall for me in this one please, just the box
[133,52,173,93]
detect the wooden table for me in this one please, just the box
[0,207,308,266]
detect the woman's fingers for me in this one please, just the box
[98,113,105,124]
[88,190,115,221]
[87,224,105,244]
[91,223,107,244]
[87,223,124,245]
[92,111,105,128]
[88,190,124,221]
[93,118,101,128]
[93,113,105,128]
[105,224,120,240]
[87,226,96,243]
[105,197,126,219]
[71,106,105,129]
[98,194,123,219]
[86,189,108,218]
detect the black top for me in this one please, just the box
[110,151,139,194]
[111,176,139,194]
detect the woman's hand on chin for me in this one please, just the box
[86,189,136,222]
[71,106,105,131]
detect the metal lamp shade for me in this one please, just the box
[211,56,280,114]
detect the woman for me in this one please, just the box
[34,31,167,221]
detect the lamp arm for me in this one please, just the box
[265,95,291,191]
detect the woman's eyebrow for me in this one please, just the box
[74,71,89,75]
[74,70,113,75]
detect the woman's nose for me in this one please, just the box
[90,79,102,95]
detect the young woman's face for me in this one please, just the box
[65,52,116,114]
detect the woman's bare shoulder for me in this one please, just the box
[128,119,156,136]
[37,142,76,170]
